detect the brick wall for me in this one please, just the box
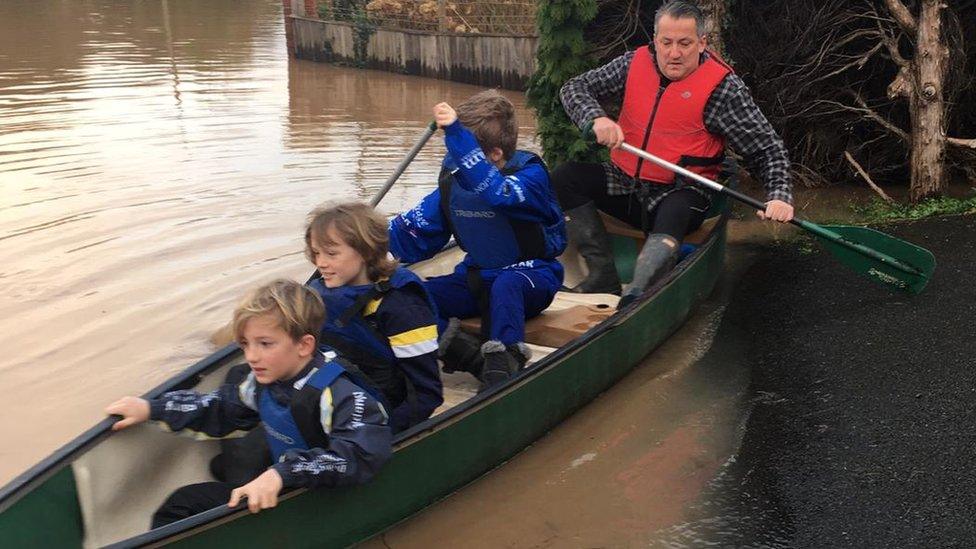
[304,0,318,19]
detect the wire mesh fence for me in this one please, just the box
[318,0,539,36]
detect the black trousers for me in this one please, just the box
[551,161,710,241]
[152,481,233,529]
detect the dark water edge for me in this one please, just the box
[654,214,976,548]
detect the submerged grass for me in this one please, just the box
[851,195,976,223]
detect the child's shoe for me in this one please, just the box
[480,341,531,390]
[438,318,484,378]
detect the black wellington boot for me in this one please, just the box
[617,234,679,309]
[479,341,532,391]
[564,202,622,295]
[438,318,484,379]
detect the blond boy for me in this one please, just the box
[107,279,391,528]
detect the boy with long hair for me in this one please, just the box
[305,202,442,433]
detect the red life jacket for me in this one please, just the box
[610,46,732,185]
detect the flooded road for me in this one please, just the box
[0,0,536,485]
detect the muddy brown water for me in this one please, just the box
[1,0,884,544]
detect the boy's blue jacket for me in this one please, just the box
[148,352,392,489]
[389,119,567,275]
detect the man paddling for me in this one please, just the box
[553,0,794,305]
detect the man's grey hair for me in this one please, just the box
[654,0,706,37]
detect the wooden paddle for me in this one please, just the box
[209,122,438,347]
[582,123,936,294]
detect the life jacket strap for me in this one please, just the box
[465,266,492,341]
[335,280,392,328]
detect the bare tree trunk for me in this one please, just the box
[909,0,949,201]
[884,0,950,202]
[699,0,729,60]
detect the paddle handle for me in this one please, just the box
[369,121,438,208]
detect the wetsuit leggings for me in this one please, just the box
[552,161,710,240]
[152,481,233,529]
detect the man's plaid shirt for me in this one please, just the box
[560,50,793,211]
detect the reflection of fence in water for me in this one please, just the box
[321,0,538,36]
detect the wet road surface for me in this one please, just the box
[663,213,976,547]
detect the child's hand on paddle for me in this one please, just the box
[228,468,284,514]
[433,102,457,128]
[105,396,150,431]
[756,200,794,223]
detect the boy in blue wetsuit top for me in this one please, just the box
[106,279,392,528]
[305,202,443,433]
[389,90,567,389]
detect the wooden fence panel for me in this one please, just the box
[290,16,537,90]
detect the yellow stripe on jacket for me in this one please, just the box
[387,324,438,358]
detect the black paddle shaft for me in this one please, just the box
[370,121,438,208]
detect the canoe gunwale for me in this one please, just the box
[1,213,728,546]
[0,345,240,515]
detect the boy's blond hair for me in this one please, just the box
[232,279,324,344]
[457,89,518,160]
[304,202,397,282]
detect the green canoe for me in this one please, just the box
[0,202,728,548]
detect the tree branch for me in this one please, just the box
[850,94,911,143]
[947,137,976,149]
[844,151,895,203]
[883,0,917,34]
[877,20,910,69]
[812,95,910,144]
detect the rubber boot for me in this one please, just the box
[618,234,679,309]
[438,318,484,379]
[480,340,532,391]
[564,202,621,295]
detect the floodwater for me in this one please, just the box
[0,0,537,486]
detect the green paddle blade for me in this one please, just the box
[805,224,936,294]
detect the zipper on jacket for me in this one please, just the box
[633,84,668,181]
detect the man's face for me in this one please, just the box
[653,14,706,81]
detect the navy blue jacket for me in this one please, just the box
[310,269,443,434]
